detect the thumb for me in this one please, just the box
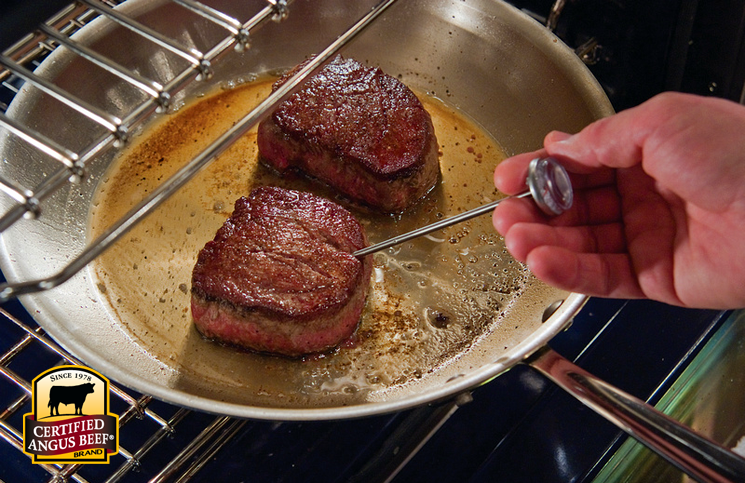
[543,103,657,173]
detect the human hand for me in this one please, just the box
[492,92,745,309]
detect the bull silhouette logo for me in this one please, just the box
[22,365,119,464]
[48,383,95,417]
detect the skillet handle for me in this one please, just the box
[526,346,745,483]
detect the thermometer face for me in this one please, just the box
[527,157,573,216]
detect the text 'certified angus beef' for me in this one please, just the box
[257,56,440,213]
[190,187,372,357]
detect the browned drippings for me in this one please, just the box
[89,78,528,408]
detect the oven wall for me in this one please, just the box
[508,0,745,110]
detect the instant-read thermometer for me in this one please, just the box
[354,157,573,257]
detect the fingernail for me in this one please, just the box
[545,131,574,146]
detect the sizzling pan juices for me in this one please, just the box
[0,0,611,418]
[89,76,531,407]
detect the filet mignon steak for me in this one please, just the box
[257,56,440,213]
[191,186,372,357]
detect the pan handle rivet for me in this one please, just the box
[541,299,565,322]
[455,392,474,407]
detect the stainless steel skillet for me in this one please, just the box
[0,0,742,481]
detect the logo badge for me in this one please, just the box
[22,365,119,464]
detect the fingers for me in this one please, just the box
[557,184,622,226]
[502,222,626,262]
[493,187,638,299]
[493,151,544,195]
[492,184,623,236]
[494,144,617,199]
[497,92,738,199]
[525,246,646,300]
[491,93,705,302]
[544,131,572,144]
[492,197,544,236]
[542,93,745,179]
[492,93,745,306]
[543,108,651,172]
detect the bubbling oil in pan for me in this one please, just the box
[89,77,529,408]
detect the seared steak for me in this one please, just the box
[191,186,372,357]
[257,56,440,213]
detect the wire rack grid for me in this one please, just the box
[0,0,405,480]
[0,1,326,481]
[0,0,292,300]
[0,299,248,483]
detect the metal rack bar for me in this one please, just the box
[149,416,248,483]
[0,0,293,265]
[0,113,79,168]
[0,303,248,482]
[105,408,191,482]
[78,0,205,68]
[0,4,87,81]
[172,0,243,34]
[170,418,248,483]
[0,1,397,480]
[38,23,166,101]
[0,173,37,208]
[0,54,124,134]
[0,0,400,302]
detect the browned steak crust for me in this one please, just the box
[191,186,372,357]
[257,56,439,213]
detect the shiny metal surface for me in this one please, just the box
[527,156,574,216]
[0,0,399,301]
[354,157,571,257]
[353,192,531,258]
[529,347,745,483]
[0,0,611,420]
[0,0,291,235]
[593,309,745,483]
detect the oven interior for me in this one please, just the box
[2,0,745,481]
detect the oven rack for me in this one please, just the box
[0,0,288,301]
[0,291,469,483]
[0,0,287,230]
[0,1,410,478]
[0,302,249,483]
[0,0,399,302]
